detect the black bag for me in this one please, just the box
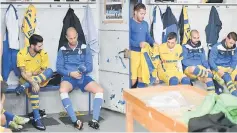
[47,72,62,86]
[207,0,223,3]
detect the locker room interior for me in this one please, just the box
[1,0,237,132]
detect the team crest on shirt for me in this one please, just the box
[78,49,82,54]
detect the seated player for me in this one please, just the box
[182,30,215,92]
[1,77,29,131]
[15,34,53,130]
[209,32,237,96]
[0,103,12,133]
[157,32,191,85]
[57,27,104,130]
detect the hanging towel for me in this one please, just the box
[151,6,163,45]
[82,5,99,55]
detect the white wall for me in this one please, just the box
[98,0,130,113]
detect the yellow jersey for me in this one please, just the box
[22,4,37,47]
[158,43,183,71]
[17,47,49,73]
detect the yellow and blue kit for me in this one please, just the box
[178,6,191,45]
[140,43,160,85]
[157,43,190,85]
[209,40,237,96]
[16,47,53,123]
[22,4,37,47]
[182,41,215,91]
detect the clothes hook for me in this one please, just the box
[69,4,71,8]
[197,5,200,8]
[226,5,229,8]
[49,4,52,8]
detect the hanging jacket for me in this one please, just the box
[82,5,99,56]
[182,40,209,70]
[205,6,222,49]
[2,32,20,81]
[5,4,20,50]
[58,8,86,51]
[2,5,20,81]
[162,6,178,43]
[22,4,39,47]
[150,6,163,44]
[209,39,237,71]
[178,6,191,45]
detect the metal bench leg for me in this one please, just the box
[88,92,91,115]
[25,95,29,115]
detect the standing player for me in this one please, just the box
[130,3,157,88]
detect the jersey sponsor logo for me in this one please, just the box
[162,60,178,63]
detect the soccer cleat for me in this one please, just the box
[14,116,30,125]
[32,119,46,131]
[74,120,83,130]
[28,109,47,119]
[15,85,25,95]
[88,119,100,129]
[9,121,23,131]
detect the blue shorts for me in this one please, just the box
[61,76,94,92]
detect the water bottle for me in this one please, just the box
[77,65,87,84]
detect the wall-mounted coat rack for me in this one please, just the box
[0,1,97,9]
[147,2,237,9]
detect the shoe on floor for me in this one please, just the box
[28,109,47,119]
[88,119,100,129]
[15,85,25,95]
[9,121,23,131]
[32,118,46,131]
[14,115,30,125]
[74,119,83,130]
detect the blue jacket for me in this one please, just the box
[182,40,209,70]
[162,6,178,43]
[205,6,222,48]
[209,40,237,71]
[129,18,154,52]
[56,43,93,77]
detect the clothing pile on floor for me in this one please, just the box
[183,93,237,132]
